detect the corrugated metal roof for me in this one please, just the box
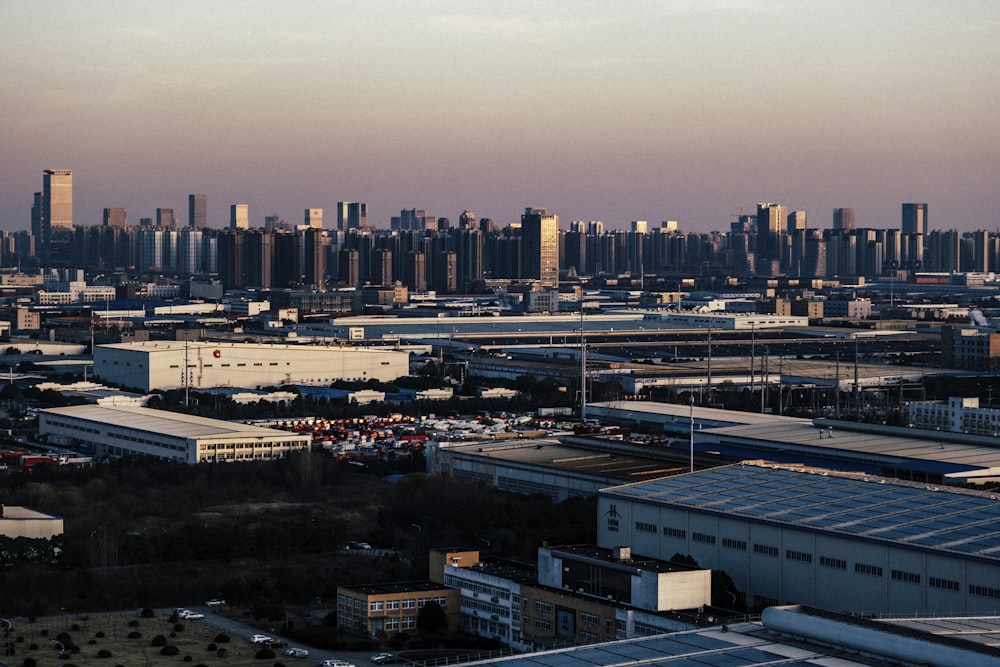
[604,463,1000,560]
[41,405,299,440]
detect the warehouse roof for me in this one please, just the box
[603,462,1000,562]
[40,405,304,441]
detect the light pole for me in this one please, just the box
[689,395,695,473]
[54,640,66,660]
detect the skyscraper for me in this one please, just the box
[832,208,855,231]
[43,169,73,231]
[337,201,368,230]
[902,203,928,235]
[156,208,175,228]
[188,194,207,229]
[230,204,249,230]
[521,207,560,287]
[304,208,323,229]
[103,208,127,228]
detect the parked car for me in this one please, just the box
[267,639,288,649]
[205,598,226,607]
[370,652,397,664]
[250,634,273,644]
[321,661,355,667]
[179,610,204,620]
[286,647,310,658]
[346,541,372,550]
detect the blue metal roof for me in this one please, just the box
[603,464,1000,561]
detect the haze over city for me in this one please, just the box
[2,1,998,232]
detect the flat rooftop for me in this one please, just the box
[341,581,453,596]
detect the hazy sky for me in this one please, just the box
[2,1,998,232]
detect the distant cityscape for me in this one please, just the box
[4,169,985,295]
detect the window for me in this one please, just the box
[820,556,846,570]
[754,543,779,557]
[369,601,383,611]
[402,599,415,609]
[534,600,552,614]
[786,549,812,563]
[969,584,1000,599]
[929,576,960,591]
[663,526,686,539]
[855,562,883,577]
[891,569,920,584]
[533,618,551,631]
[692,532,716,544]
[386,600,400,610]
[580,612,598,625]
[635,521,657,533]
[722,538,747,551]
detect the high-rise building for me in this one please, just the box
[832,208,855,231]
[156,208,175,228]
[230,204,249,230]
[43,169,73,231]
[902,203,928,235]
[337,201,368,230]
[189,194,207,229]
[103,207,127,228]
[304,208,323,229]
[521,207,560,287]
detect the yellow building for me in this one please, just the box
[337,582,461,637]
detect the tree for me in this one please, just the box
[416,600,447,633]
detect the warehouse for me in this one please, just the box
[93,340,410,392]
[597,462,1000,615]
[39,405,311,464]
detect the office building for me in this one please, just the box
[337,582,461,637]
[902,203,928,235]
[756,202,786,263]
[832,207,855,231]
[43,169,73,232]
[337,201,368,230]
[103,207,127,228]
[230,203,249,230]
[521,207,559,287]
[155,207,175,228]
[188,193,207,229]
[304,207,323,229]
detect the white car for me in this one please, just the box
[205,598,226,607]
[177,609,204,620]
[250,634,273,644]
[321,661,355,667]
[285,647,309,658]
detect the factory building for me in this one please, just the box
[597,462,1000,615]
[39,405,311,464]
[93,341,410,392]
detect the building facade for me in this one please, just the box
[337,582,461,637]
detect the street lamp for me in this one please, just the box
[54,640,66,660]
[1,617,11,666]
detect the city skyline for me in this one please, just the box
[2,2,998,232]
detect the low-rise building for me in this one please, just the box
[0,505,63,539]
[337,582,461,637]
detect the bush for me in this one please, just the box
[216,648,228,658]
[23,658,37,667]
[97,649,113,658]
[255,647,276,659]
[173,623,184,632]
[95,631,105,638]
[207,643,217,651]
[184,656,192,662]
[213,633,230,643]
[127,620,140,627]
[141,608,155,618]
[127,631,142,639]
[151,635,168,647]
[160,645,180,656]
[88,639,97,644]
[71,624,80,631]
[56,632,72,643]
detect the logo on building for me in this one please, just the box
[605,503,621,532]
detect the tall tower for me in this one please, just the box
[304,208,323,229]
[902,203,927,235]
[43,169,73,231]
[188,194,207,229]
[337,201,368,230]
[832,208,855,231]
[230,204,249,230]
[103,208,127,228]
[521,207,560,287]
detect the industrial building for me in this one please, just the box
[460,604,1000,667]
[0,505,63,539]
[597,462,1000,615]
[93,340,410,392]
[39,405,311,464]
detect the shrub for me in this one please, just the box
[207,643,217,651]
[173,623,184,632]
[213,633,230,643]
[127,620,140,628]
[183,656,193,662]
[170,632,177,638]
[255,648,276,659]
[39,630,48,637]
[151,635,168,647]
[95,631,105,638]
[56,632,72,643]
[88,639,97,644]
[160,645,180,656]
[140,608,155,618]
[23,658,37,667]
[127,631,142,639]
[29,643,38,650]
[216,647,228,658]
[97,649,113,658]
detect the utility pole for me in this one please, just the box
[835,349,841,419]
[580,306,587,420]
[706,323,712,405]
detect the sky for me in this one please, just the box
[2,1,999,233]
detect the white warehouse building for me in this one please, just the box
[94,341,410,392]
[40,405,311,464]
[597,462,1000,616]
